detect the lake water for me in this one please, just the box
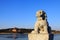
[0,33,60,40]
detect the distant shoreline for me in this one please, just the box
[0,27,60,34]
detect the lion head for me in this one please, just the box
[36,10,47,20]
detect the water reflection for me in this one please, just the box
[0,33,28,39]
[0,34,60,40]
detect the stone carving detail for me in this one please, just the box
[28,10,54,40]
[32,10,50,33]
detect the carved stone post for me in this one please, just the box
[28,10,54,40]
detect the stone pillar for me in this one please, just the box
[28,33,49,40]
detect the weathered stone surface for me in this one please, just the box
[28,10,54,40]
[28,33,49,40]
[31,10,49,34]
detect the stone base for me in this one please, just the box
[28,33,49,40]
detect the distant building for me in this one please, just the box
[12,27,17,33]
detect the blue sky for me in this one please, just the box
[0,0,60,30]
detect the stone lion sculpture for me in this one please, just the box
[32,10,49,33]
